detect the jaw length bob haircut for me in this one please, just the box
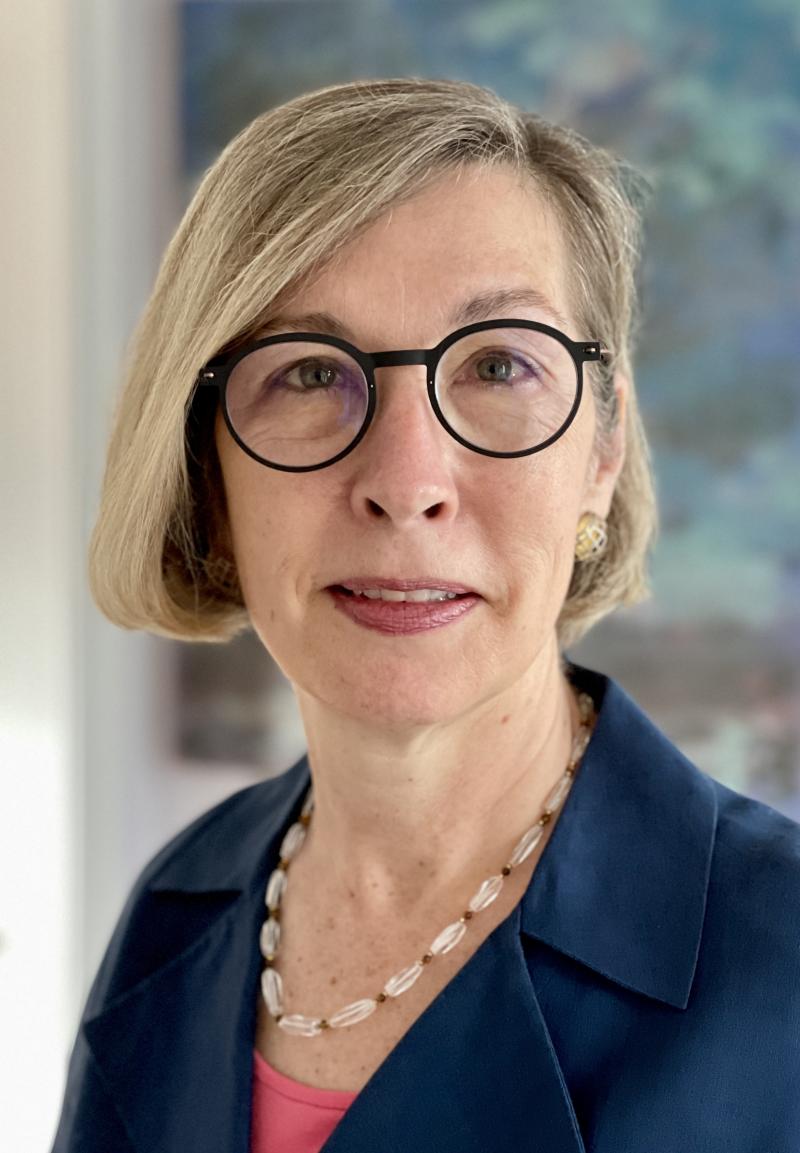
[88,76,657,650]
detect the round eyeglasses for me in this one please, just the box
[194,319,611,473]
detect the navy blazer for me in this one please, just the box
[51,661,800,1152]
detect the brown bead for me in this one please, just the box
[319,1019,330,1029]
[540,812,552,825]
[377,993,387,1003]
[300,813,311,826]
[501,866,512,876]
[272,908,281,923]
[421,953,433,964]
[278,858,289,870]
[463,910,474,920]
[275,1014,283,1023]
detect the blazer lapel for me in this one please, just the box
[83,891,256,1151]
[319,897,587,1153]
[81,760,312,1153]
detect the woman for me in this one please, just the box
[51,78,800,1153]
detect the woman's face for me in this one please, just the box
[214,164,626,727]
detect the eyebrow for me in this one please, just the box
[255,286,571,345]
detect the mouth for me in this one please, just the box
[329,585,479,604]
[325,582,482,634]
[331,586,473,603]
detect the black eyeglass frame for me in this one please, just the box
[194,318,612,473]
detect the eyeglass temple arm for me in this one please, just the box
[578,342,613,367]
[196,369,217,386]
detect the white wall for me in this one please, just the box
[67,0,184,1006]
[1,3,82,1146]
[1,3,269,1146]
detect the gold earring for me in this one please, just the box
[574,512,608,561]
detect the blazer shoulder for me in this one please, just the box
[708,776,800,967]
[712,777,800,880]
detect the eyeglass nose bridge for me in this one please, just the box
[369,349,431,371]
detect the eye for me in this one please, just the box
[475,351,517,383]
[466,349,543,386]
[281,358,344,391]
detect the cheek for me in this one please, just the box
[215,460,281,593]
[489,462,584,589]
[224,472,336,614]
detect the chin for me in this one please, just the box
[301,642,520,731]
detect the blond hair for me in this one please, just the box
[89,76,657,650]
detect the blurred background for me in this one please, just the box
[2,0,798,1146]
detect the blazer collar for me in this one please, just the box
[82,661,717,1153]
[519,661,718,1010]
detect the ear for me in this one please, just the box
[583,369,629,518]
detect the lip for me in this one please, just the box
[326,586,482,635]
[329,577,479,595]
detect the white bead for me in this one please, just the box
[430,920,467,955]
[265,868,287,910]
[509,823,545,867]
[384,960,424,997]
[328,998,378,1028]
[278,1014,322,1037]
[260,917,280,959]
[280,822,306,861]
[468,874,504,912]
[544,773,572,813]
[261,966,283,1015]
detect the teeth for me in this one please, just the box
[353,588,461,602]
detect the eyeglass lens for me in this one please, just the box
[224,327,578,468]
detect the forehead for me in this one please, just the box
[265,165,575,345]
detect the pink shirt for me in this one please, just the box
[250,1047,360,1153]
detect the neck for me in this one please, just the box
[290,643,581,921]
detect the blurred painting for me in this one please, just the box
[175,0,800,819]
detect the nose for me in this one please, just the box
[347,364,461,528]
